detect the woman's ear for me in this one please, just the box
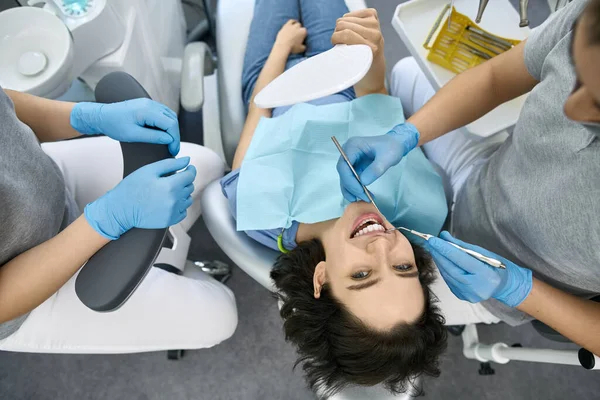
[313,261,327,299]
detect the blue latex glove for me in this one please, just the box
[336,122,420,202]
[426,231,533,308]
[70,98,180,156]
[85,157,196,240]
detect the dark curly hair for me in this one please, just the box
[271,239,447,398]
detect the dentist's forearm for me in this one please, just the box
[517,278,600,356]
[408,41,537,145]
[0,216,109,323]
[407,62,497,145]
[5,89,80,142]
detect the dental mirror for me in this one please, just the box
[254,44,373,109]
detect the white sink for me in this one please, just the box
[0,7,73,97]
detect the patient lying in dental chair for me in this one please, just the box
[222,1,448,396]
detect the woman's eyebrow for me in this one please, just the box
[347,278,381,291]
[397,270,420,279]
[346,269,419,291]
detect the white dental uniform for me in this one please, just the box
[0,88,237,353]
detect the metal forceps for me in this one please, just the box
[331,136,383,216]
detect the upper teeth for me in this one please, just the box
[353,219,385,238]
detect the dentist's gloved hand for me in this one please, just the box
[426,231,533,308]
[85,157,196,240]
[70,99,180,156]
[336,122,420,202]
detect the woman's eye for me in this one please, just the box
[393,264,412,272]
[351,271,370,279]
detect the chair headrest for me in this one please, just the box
[215,0,255,166]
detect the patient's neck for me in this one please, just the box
[296,219,336,243]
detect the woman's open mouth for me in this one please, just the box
[350,213,386,238]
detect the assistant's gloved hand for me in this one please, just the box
[336,122,420,202]
[85,157,196,240]
[70,98,180,156]
[426,231,533,308]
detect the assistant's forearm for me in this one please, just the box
[517,278,600,356]
[5,90,80,142]
[0,216,109,323]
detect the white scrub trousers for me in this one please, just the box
[0,137,238,354]
[391,57,507,326]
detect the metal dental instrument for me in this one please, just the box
[466,40,502,55]
[466,26,514,49]
[448,0,455,29]
[475,0,528,27]
[519,0,530,27]
[458,43,494,59]
[475,0,489,23]
[425,3,450,46]
[467,35,511,52]
[331,136,383,216]
[466,31,512,50]
[389,227,507,269]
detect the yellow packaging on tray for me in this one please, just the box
[424,6,522,74]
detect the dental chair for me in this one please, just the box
[76,68,230,360]
[199,0,418,398]
[199,0,598,396]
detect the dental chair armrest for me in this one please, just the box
[181,42,215,112]
[201,180,278,291]
[75,72,169,312]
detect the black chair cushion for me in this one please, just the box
[75,72,170,312]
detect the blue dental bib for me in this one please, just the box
[237,94,448,236]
